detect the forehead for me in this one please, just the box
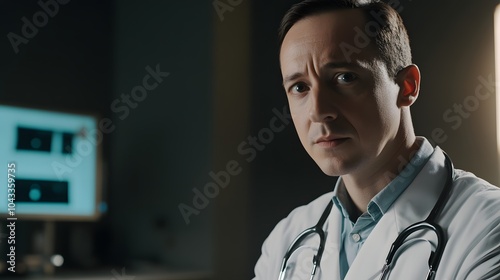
[280,9,378,67]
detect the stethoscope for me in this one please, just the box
[278,153,454,280]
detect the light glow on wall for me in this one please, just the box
[496,5,500,155]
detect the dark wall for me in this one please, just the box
[109,0,214,271]
[406,0,498,181]
[0,0,113,113]
[0,0,216,274]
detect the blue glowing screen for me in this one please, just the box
[0,105,100,219]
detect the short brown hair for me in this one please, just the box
[278,0,412,78]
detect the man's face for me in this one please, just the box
[280,9,403,177]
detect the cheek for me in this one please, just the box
[348,97,388,139]
[375,86,401,128]
[355,90,400,141]
[290,105,310,142]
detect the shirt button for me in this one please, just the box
[352,233,361,242]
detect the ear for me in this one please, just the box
[396,64,420,107]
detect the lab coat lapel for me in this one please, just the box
[284,195,344,279]
[344,147,448,280]
[319,203,343,279]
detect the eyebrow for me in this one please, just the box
[282,61,362,86]
[282,73,303,86]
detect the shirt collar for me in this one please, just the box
[332,137,434,222]
[332,179,349,219]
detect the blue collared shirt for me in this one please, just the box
[332,137,434,279]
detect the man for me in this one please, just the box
[253,0,500,279]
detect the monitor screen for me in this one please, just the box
[0,104,102,220]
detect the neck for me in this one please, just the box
[341,113,419,214]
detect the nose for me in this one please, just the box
[309,84,339,123]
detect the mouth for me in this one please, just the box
[315,137,349,148]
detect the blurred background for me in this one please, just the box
[0,0,498,279]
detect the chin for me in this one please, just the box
[315,156,358,177]
[317,163,346,177]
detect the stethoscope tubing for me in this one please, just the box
[278,201,333,280]
[279,152,454,280]
[380,221,445,280]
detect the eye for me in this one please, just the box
[289,82,309,94]
[335,72,358,85]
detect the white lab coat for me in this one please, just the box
[253,147,500,279]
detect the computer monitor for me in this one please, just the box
[0,104,103,220]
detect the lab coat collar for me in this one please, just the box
[343,146,448,280]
